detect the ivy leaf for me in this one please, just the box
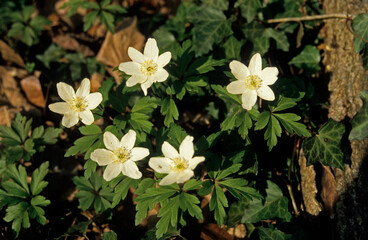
[188,7,233,56]
[258,227,293,240]
[36,44,65,68]
[153,28,181,60]
[223,36,245,60]
[235,0,262,23]
[241,181,292,223]
[201,0,228,11]
[349,91,368,140]
[302,119,345,170]
[264,28,290,52]
[289,45,321,73]
[352,13,368,53]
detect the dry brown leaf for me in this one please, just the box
[20,75,46,108]
[52,34,94,57]
[0,106,11,127]
[201,223,234,240]
[0,40,25,67]
[90,72,104,92]
[227,224,247,239]
[0,66,31,109]
[5,66,28,79]
[96,17,145,83]
[321,165,338,217]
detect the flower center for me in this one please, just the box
[170,157,187,173]
[245,75,262,90]
[69,96,88,112]
[112,147,131,163]
[140,60,158,76]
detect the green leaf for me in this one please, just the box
[201,0,228,11]
[103,230,118,240]
[242,181,292,223]
[156,196,180,238]
[219,178,261,200]
[129,113,154,134]
[235,0,262,23]
[30,161,49,195]
[349,91,368,140]
[100,10,115,33]
[131,97,158,114]
[209,185,228,226]
[302,119,345,169]
[36,44,66,68]
[112,178,135,207]
[289,45,321,73]
[183,179,202,191]
[7,164,29,195]
[221,113,237,131]
[223,36,245,60]
[186,57,225,76]
[160,98,179,127]
[4,201,30,236]
[167,125,187,150]
[188,7,233,56]
[211,84,242,105]
[255,111,271,130]
[272,95,302,112]
[179,193,203,220]
[264,115,282,151]
[274,113,311,137]
[258,227,293,240]
[30,195,50,207]
[79,124,102,135]
[83,10,98,32]
[104,4,127,14]
[264,28,289,52]
[153,28,181,60]
[352,13,368,53]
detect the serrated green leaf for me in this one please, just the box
[65,134,101,157]
[186,57,225,76]
[219,178,261,200]
[83,10,98,32]
[100,10,115,33]
[30,161,49,195]
[179,193,203,220]
[272,95,302,112]
[129,112,154,134]
[160,98,179,127]
[0,125,21,144]
[349,91,368,140]
[209,185,228,226]
[202,0,228,10]
[274,113,311,137]
[36,44,65,68]
[255,111,271,130]
[104,4,127,14]
[211,84,242,105]
[353,13,368,53]
[264,115,282,151]
[303,119,345,169]
[242,181,291,223]
[7,164,29,194]
[235,0,261,23]
[289,45,320,73]
[112,178,135,207]
[183,179,202,191]
[79,124,102,135]
[227,198,249,227]
[221,113,237,131]
[188,7,233,56]
[156,196,180,238]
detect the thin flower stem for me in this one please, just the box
[266,13,354,24]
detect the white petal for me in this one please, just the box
[76,78,90,97]
[119,62,142,75]
[121,160,142,179]
[159,170,193,185]
[144,38,159,62]
[126,74,146,87]
[103,162,123,181]
[128,47,145,63]
[103,131,120,151]
[85,92,102,110]
[257,85,275,101]
[90,149,113,166]
[179,136,194,161]
[130,147,149,161]
[162,141,179,159]
[248,53,262,76]
[229,60,249,80]
[159,173,178,186]
[226,80,247,95]
[140,79,153,96]
[152,69,169,83]
[61,112,79,128]
[148,157,171,173]
[49,102,72,114]
[120,129,136,150]
[57,82,75,102]
[79,110,94,125]
[189,156,205,170]
[157,52,171,67]
[241,90,257,110]
[260,67,278,86]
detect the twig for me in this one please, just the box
[267,13,354,24]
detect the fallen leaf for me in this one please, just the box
[90,72,104,92]
[0,106,11,127]
[20,75,46,108]
[5,66,28,79]
[201,223,234,240]
[321,165,338,217]
[53,34,94,57]
[96,17,145,83]
[227,224,247,239]
[0,40,25,67]
[0,66,31,109]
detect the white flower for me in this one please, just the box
[226,53,279,110]
[118,38,171,96]
[49,78,102,128]
[90,130,149,181]
[149,136,205,186]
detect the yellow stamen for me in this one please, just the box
[140,60,158,76]
[69,97,88,112]
[170,157,187,173]
[245,75,262,90]
[112,147,131,163]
